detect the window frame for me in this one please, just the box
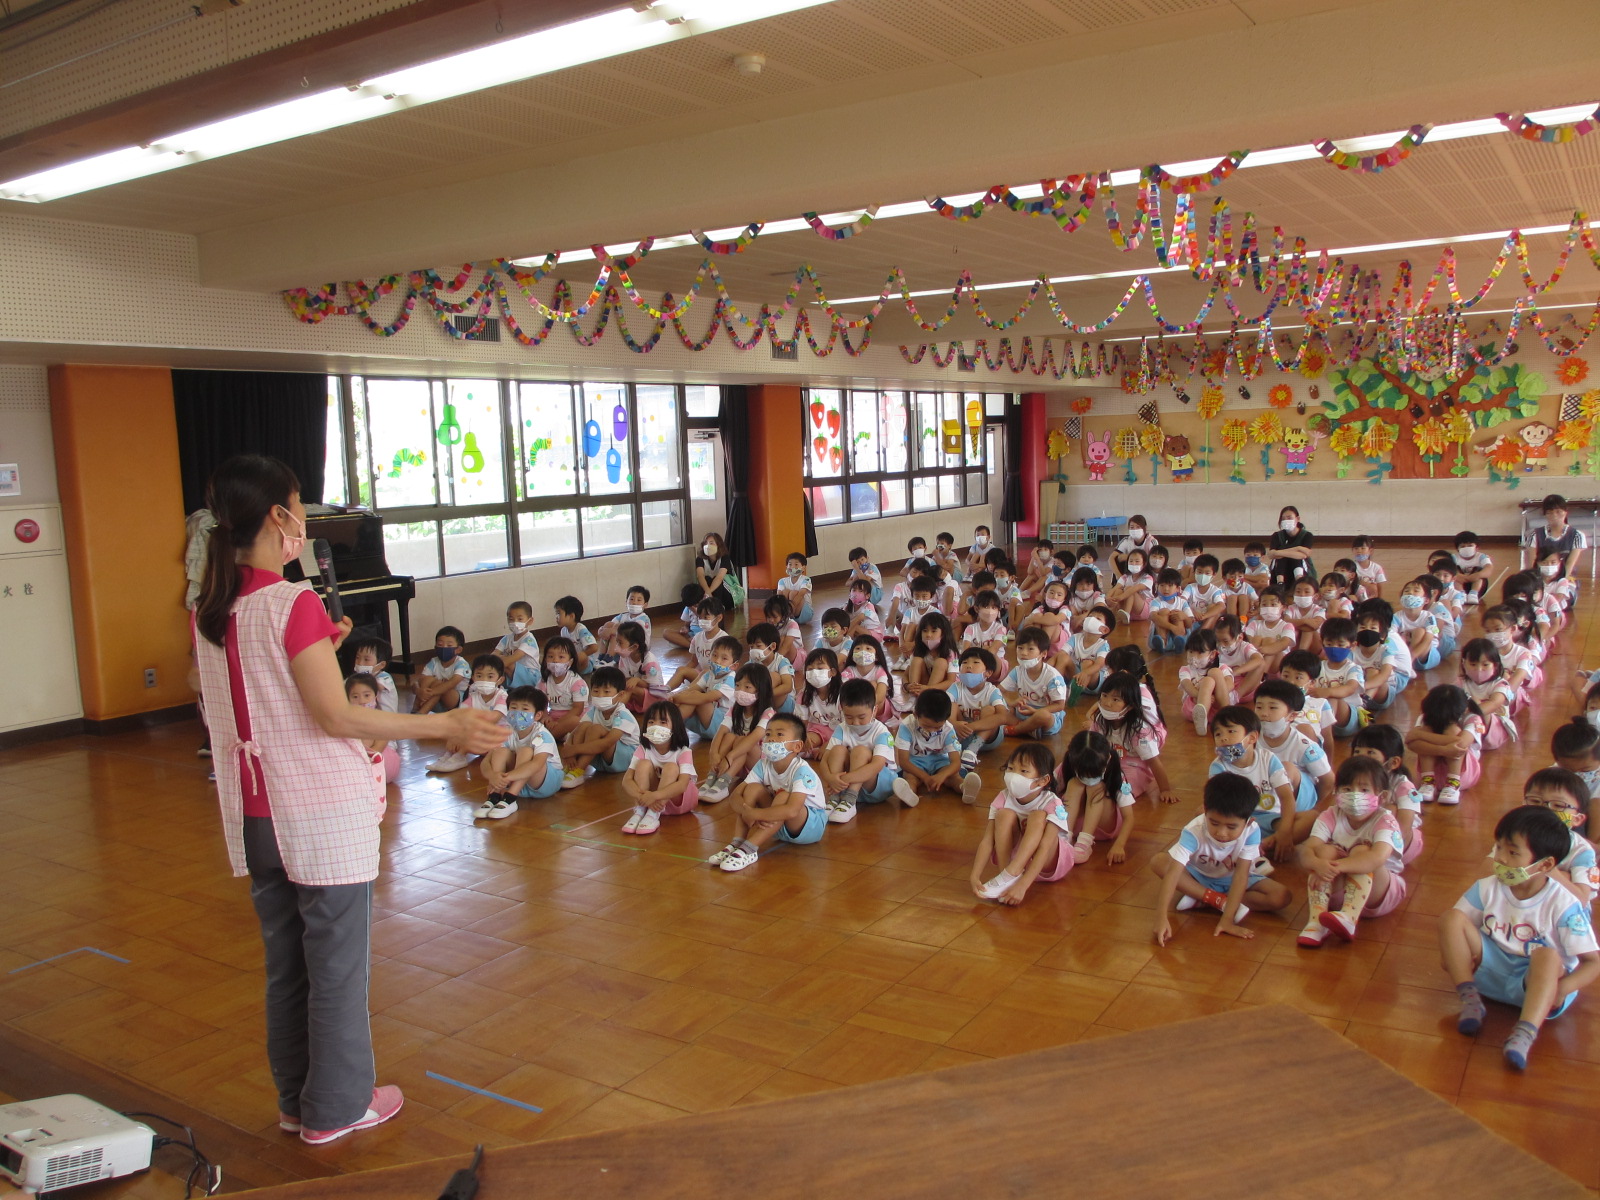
[325,376,703,577]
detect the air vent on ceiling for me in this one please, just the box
[452,315,501,342]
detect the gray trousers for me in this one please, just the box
[243,817,375,1131]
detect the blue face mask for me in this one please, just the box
[712,663,731,676]
[958,671,985,690]
[437,646,458,662]
[1215,742,1248,763]
[1400,594,1423,609]
[507,710,536,731]
[1244,556,1262,569]
[1325,646,1351,664]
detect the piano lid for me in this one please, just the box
[286,505,398,585]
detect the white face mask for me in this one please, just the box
[703,543,716,556]
[547,661,570,678]
[1259,606,1281,621]
[626,603,643,616]
[853,649,877,666]
[1458,545,1476,558]
[1587,710,1600,730]
[471,680,497,697]
[975,535,988,546]
[1082,616,1106,637]
[1096,703,1123,722]
[734,689,758,707]
[1293,595,1314,608]
[1003,771,1040,798]
[749,646,772,662]
[1337,789,1383,821]
[806,668,833,688]
[643,725,672,745]
[1280,518,1298,532]
[352,662,376,674]
[1540,564,1559,577]
[1194,572,1213,586]
[1486,629,1512,647]
[592,695,618,712]
[508,620,527,635]
[1260,717,1289,738]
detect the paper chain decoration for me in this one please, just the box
[1497,106,1600,143]
[1315,125,1431,173]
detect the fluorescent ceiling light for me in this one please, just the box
[0,0,835,202]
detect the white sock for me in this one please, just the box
[1175,895,1198,911]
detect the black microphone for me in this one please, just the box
[313,538,344,623]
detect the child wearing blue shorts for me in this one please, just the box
[476,686,563,817]
[711,713,829,873]
[1207,705,1307,864]
[560,667,639,789]
[1441,805,1600,1070]
[1150,773,1293,945]
[890,688,963,808]
[673,635,740,739]
[818,678,899,824]
[1003,627,1067,739]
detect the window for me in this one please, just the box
[803,388,1003,524]
[326,377,702,577]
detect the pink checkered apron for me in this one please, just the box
[195,579,381,886]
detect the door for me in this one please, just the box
[688,430,725,549]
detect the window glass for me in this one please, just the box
[809,484,844,525]
[635,385,681,490]
[582,503,635,555]
[805,389,843,478]
[914,392,940,470]
[443,513,508,574]
[384,520,439,579]
[688,442,718,500]
[440,380,504,505]
[579,382,631,496]
[911,475,937,512]
[641,499,686,549]
[850,390,880,474]
[366,379,438,509]
[518,508,579,565]
[516,383,577,498]
[880,477,909,517]
[941,392,963,468]
[966,471,987,507]
[685,385,721,418]
[351,377,372,508]
[881,390,909,472]
[939,474,962,508]
[849,481,881,520]
[323,376,346,506]
[985,391,1009,417]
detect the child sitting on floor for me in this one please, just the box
[622,701,699,834]
[889,688,963,809]
[561,666,640,788]
[672,635,741,741]
[699,663,775,803]
[429,654,507,773]
[345,674,398,787]
[970,742,1072,906]
[1519,767,1598,906]
[711,713,828,873]
[1296,756,1406,947]
[1003,626,1067,740]
[477,685,562,817]
[1441,805,1600,1070]
[413,625,469,714]
[348,637,398,712]
[1056,729,1136,865]
[817,678,897,823]
[494,600,541,688]
[949,648,1009,799]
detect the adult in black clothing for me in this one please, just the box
[696,531,737,610]
[1268,505,1316,591]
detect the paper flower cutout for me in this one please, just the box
[1328,425,1362,457]
[1486,437,1526,470]
[1047,428,1074,459]
[1360,421,1397,458]
[1113,428,1142,459]
[1412,417,1448,458]
[1268,383,1295,409]
[1220,419,1250,451]
[1557,357,1591,385]
[1138,425,1165,455]
[1070,396,1094,414]
[1249,413,1284,445]
[1556,420,1593,451]
[1120,371,1142,395]
[1298,348,1327,379]
[1197,385,1225,418]
[1443,409,1474,444]
[1580,391,1600,422]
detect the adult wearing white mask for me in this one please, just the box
[1267,504,1317,592]
[1113,513,1158,574]
[696,531,737,611]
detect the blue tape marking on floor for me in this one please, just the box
[425,1071,544,1113]
[7,947,131,974]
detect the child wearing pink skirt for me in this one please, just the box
[622,703,700,834]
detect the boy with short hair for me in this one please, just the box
[1179,538,1205,586]
[1350,534,1387,599]
[1148,568,1194,654]
[1254,679,1334,812]
[1215,615,1265,701]
[1246,589,1296,675]
[891,688,963,808]
[846,547,883,606]
[430,654,507,773]
[1452,530,1494,601]
[1209,705,1304,861]
[819,678,898,823]
[348,637,398,712]
[1183,554,1226,629]
[1151,772,1293,945]
[1219,558,1258,622]
[1280,650,1334,744]
[1003,627,1067,739]
[1019,538,1056,597]
[494,600,542,689]
[672,635,740,739]
[1441,805,1600,1070]
[746,622,795,712]
[553,595,597,673]
[815,607,852,655]
[948,647,1009,797]
[712,713,828,873]
[477,686,562,818]
[1508,768,1596,905]
[778,551,814,623]
[413,625,470,714]
[1242,541,1271,593]
[598,585,653,656]
[1315,617,1367,736]
[1352,598,1414,713]
[561,666,640,788]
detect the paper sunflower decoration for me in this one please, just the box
[1220,420,1250,451]
[1556,420,1594,452]
[1412,417,1449,459]
[1138,425,1165,455]
[1070,396,1094,414]
[1249,413,1284,445]
[1298,347,1327,379]
[1328,425,1362,457]
[1113,428,1142,459]
[1579,391,1600,422]
[1558,357,1591,386]
[1360,421,1398,458]
[1443,409,1474,443]
[1047,428,1074,459]
[1197,385,1225,418]
[1268,383,1294,409]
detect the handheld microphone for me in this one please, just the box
[313,538,344,623]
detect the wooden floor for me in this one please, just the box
[4,545,1600,1194]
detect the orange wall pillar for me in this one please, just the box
[745,384,805,591]
[50,365,193,721]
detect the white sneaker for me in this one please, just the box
[1193,705,1209,737]
[959,750,979,772]
[708,843,737,865]
[961,772,984,805]
[699,774,730,803]
[891,778,920,808]
[826,791,858,824]
[978,870,1018,900]
[473,797,500,818]
[427,750,472,773]
[635,809,661,835]
[486,798,517,820]
[1437,784,1461,806]
[621,808,644,834]
[1417,779,1436,803]
[720,846,759,872]
[559,768,585,790]
[1253,857,1275,877]
[1072,832,1094,864]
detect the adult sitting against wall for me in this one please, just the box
[190,454,502,1146]
[1267,504,1316,592]
[696,531,740,611]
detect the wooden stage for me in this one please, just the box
[238,1007,1586,1199]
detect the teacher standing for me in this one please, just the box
[1267,504,1316,592]
[190,456,501,1145]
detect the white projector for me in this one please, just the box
[0,1095,153,1194]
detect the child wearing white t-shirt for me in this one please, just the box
[970,743,1073,905]
[1295,757,1407,947]
[712,713,829,873]
[622,701,700,835]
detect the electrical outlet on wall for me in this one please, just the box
[143,668,157,688]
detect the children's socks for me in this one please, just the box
[980,869,1019,899]
[1503,1019,1539,1069]
[1456,982,1486,1035]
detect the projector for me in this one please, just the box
[0,1096,153,1194]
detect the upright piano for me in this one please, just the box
[285,506,418,674]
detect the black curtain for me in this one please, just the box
[999,398,1026,525]
[174,370,328,514]
[720,384,757,568]
[802,491,819,558]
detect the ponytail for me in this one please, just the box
[194,455,300,646]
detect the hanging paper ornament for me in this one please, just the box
[606,444,623,483]
[1558,357,1591,386]
[387,448,426,478]
[810,398,825,427]
[461,432,484,473]
[583,418,602,457]
[942,419,963,454]
[613,401,629,441]
[437,403,463,446]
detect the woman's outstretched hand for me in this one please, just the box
[443,707,507,754]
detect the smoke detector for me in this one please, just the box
[733,53,765,75]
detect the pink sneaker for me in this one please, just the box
[278,1113,301,1133]
[300,1086,404,1145]
[1319,910,1357,942]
